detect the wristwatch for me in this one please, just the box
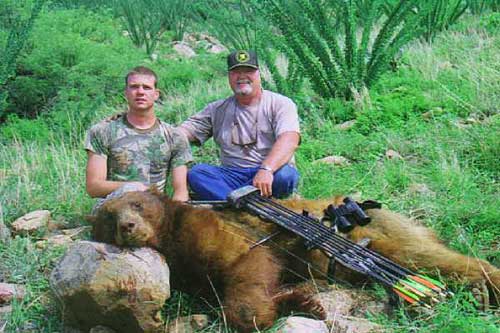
[259,165,273,173]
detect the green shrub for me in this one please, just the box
[479,11,500,33]
[0,0,45,119]
[418,0,468,42]
[467,0,500,14]
[114,0,192,56]
[0,114,50,143]
[4,8,145,136]
[251,0,426,100]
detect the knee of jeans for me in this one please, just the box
[188,164,212,188]
[274,166,299,185]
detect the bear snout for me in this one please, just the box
[119,221,136,235]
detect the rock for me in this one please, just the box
[385,149,402,160]
[328,317,381,333]
[0,283,25,304]
[313,155,351,166]
[173,42,196,58]
[408,183,434,197]
[317,287,386,319]
[50,241,170,333]
[335,120,356,130]
[316,287,385,333]
[166,315,209,333]
[61,226,91,238]
[464,117,478,125]
[278,316,329,333]
[0,204,10,243]
[206,43,227,54]
[35,234,74,249]
[11,210,50,235]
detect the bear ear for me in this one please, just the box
[148,185,162,197]
[91,209,117,244]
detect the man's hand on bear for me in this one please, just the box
[253,169,273,197]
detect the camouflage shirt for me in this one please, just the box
[84,113,192,194]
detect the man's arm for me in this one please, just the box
[178,127,196,143]
[171,165,189,202]
[86,151,147,198]
[252,131,300,197]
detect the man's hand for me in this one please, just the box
[253,169,273,197]
[172,189,189,202]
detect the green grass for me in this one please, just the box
[0,7,498,333]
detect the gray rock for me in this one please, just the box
[328,317,381,333]
[385,149,403,160]
[206,44,227,54]
[50,241,170,333]
[313,155,351,166]
[408,183,434,197]
[278,316,329,333]
[335,120,356,130]
[166,315,209,333]
[317,287,384,333]
[173,42,196,58]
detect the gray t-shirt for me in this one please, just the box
[180,90,300,168]
[85,114,193,192]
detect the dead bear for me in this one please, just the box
[92,189,500,332]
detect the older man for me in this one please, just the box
[85,66,192,213]
[180,50,300,200]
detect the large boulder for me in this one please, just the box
[50,241,170,333]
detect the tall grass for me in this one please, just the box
[0,141,91,224]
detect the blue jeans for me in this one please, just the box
[188,164,300,200]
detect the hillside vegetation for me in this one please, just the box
[0,1,499,332]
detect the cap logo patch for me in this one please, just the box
[236,51,250,63]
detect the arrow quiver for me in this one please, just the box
[226,186,452,307]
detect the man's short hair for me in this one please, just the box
[125,66,158,88]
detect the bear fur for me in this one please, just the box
[92,189,500,332]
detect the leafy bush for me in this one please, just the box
[480,11,500,33]
[467,0,500,14]
[354,69,438,134]
[4,8,145,130]
[0,114,50,143]
[255,0,427,100]
[0,0,45,119]
[419,0,468,42]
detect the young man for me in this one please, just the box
[85,66,192,213]
[180,50,300,200]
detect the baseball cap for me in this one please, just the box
[227,50,259,71]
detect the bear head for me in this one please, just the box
[92,190,168,248]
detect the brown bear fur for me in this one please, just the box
[92,190,500,332]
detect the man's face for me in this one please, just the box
[228,67,261,97]
[125,74,159,112]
